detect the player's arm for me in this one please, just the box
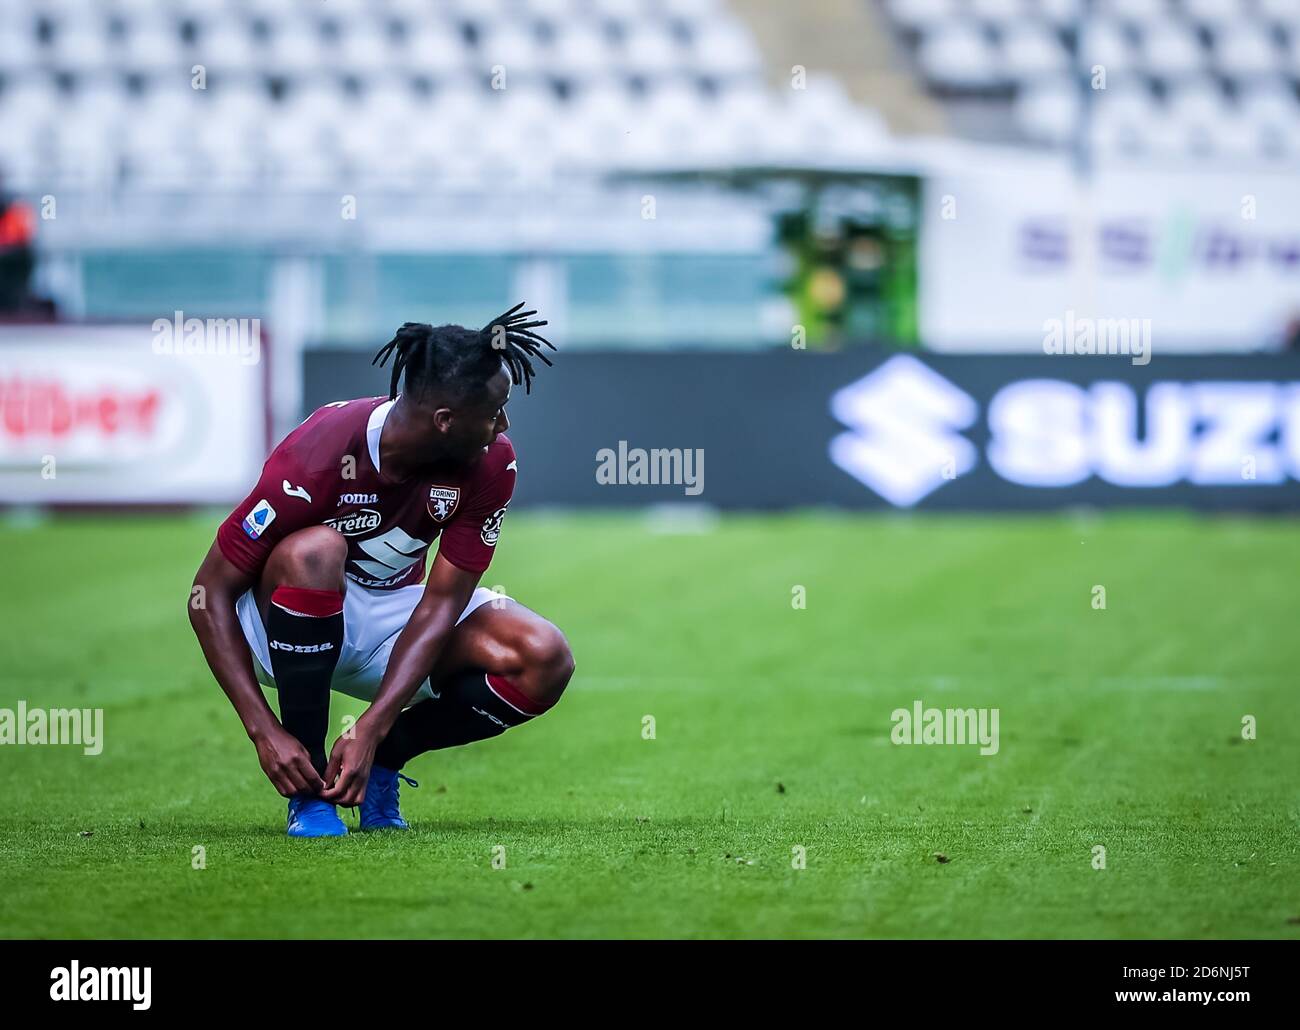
[323,449,515,804]
[320,553,480,805]
[189,542,325,798]
[191,438,330,796]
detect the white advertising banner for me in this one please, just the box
[0,323,266,504]
[921,159,1300,353]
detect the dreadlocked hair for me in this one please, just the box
[371,302,555,402]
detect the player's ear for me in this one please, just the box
[432,407,455,433]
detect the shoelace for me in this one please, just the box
[371,771,419,821]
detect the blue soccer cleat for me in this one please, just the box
[287,796,348,837]
[360,766,418,831]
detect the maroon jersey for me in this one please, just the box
[218,397,515,588]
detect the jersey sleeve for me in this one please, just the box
[437,455,516,575]
[216,446,328,578]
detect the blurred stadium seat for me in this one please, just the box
[0,0,1295,351]
[0,0,819,191]
[877,0,1300,161]
[7,0,1294,182]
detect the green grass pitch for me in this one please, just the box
[0,511,1296,939]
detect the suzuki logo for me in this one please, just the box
[829,356,978,506]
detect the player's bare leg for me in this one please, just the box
[428,599,575,710]
[255,526,349,836]
[254,525,348,621]
[367,600,574,823]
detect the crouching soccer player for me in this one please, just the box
[188,304,574,837]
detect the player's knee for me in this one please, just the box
[514,621,574,708]
[268,526,348,590]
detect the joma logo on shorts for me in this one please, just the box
[269,641,335,653]
[324,509,381,536]
[472,706,507,728]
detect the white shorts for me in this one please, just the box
[236,583,510,704]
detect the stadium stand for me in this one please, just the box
[879,0,1300,159]
[0,0,889,191]
[1,0,1293,349]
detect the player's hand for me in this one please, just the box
[253,725,325,798]
[321,725,379,807]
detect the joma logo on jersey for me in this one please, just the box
[337,493,377,506]
[324,508,381,536]
[427,486,460,522]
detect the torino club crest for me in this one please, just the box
[427,486,460,522]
